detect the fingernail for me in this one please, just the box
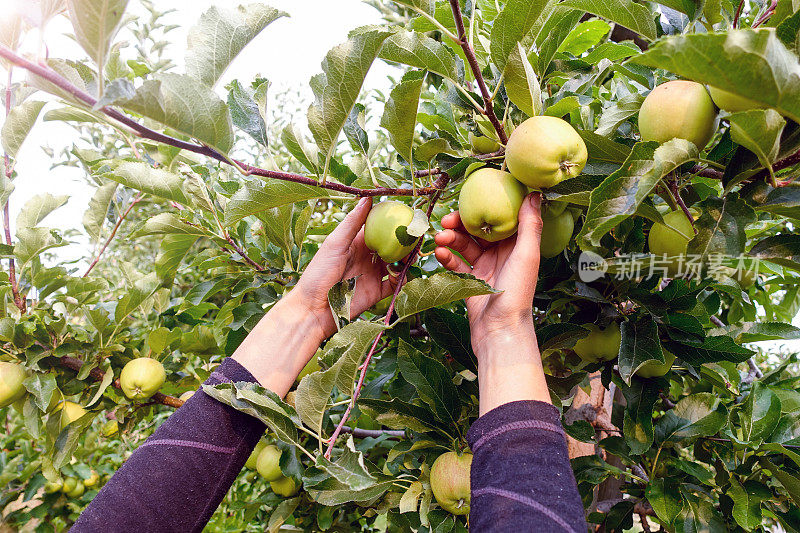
[530,192,541,206]
[358,197,368,207]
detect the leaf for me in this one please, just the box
[267,497,300,533]
[739,382,782,443]
[359,397,453,437]
[22,373,59,413]
[400,481,424,514]
[379,30,459,80]
[394,272,499,320]
[115,272,159,322]
[155,234,197,281]
[307,26,393,161]
[343,103,369,155]
[729,478,768,530]
[16,193,69,229]
[65,0,128,69]
[595,93,644,137]
[579,130,633,165]
[381,71,424,165]
[631,30,800,124]
[618,315,666,384]
[755,185,800,220]
[0,174,13,208]
[314,437,377,491]
[759,457,800,508]
[577,139,698,250]
[405,209,430,238]
[327,278,355,330]
[558,19,611,56]
[118,73,234,153]
[131,213,208,238]
[728,109,786,174]
[281,123,319,174]
[224,179,329,227]
[13,227,65,271]
[675,489,727,533]
[304,474,394,506]
[647,478,683,526]
[750,234,800,272]
[688,196,756,260]
[654,392,727,443]
[185,4,287,88]
[92,77,135,109]
[559,0,657,41]
[27,59,96,106]
[101,161,189,204]
[777,10,800,51]
[504,42,542,117]
[424,308,477,373]
[82,181,117,242]
[666,335,754,366]
[620,376,663,455]
[227,79,268,147]
[490,0,552,71]
[1,100,45,157]
[397,340,460,428]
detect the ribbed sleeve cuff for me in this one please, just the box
[204,358,260,386]
[467,400,563,450]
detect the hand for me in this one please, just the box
[293,197,398,339]
[434,192,543,353]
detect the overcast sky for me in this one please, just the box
[3,0,799,354]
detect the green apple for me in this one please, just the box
[66,480,85,498]
[430,451,472,515]
[649,211,694,258]
[246,439,268,470]
[708,86,766,113]
[270,475,299,497]
[546,201,568,217]
[84,471,100,488]
[458,168,527,242]
[120,357,166,401]
[101,419,119,437]
[61,477,77,494]
[256,444,283,482]
[573,323,621,362]
[540,208,574,258]
[0,362,28,408]
[636,350,676,378]
[55,401,88,430]
[505,116,588,189]
[469,132,501,154]
[364,200,417,263]
[639,80,717,149]
[44,481,62,494]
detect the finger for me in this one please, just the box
[435,247,472,274]
[440,211,465,231]
[512,192,544,263]
[434,229,483,264]
[322,197,372,251]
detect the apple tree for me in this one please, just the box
[2,0,800,531]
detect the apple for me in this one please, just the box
[505,116,588,189]
[101,419,119,437]
[44,481,62,494]
[573,323,621,363]
[66,480,85,498]
[636,350,676,378]
[120,357,166,401]
[364,200,418,263]
[648,211,694,258]
[270,475,299,497]
[546,201,568,217]
[638,80,717,150]
[0,361,28,408]
[540,207,574,258]
[54,401,88,430]
[256,444,283,481]
[245,439,267,470]
[179,391,195,402]
[430,451,472,515]
[61,477,77,494]
[469,132,501,154]
[84,471,100,488]
[708,86,765,113]
[458,168,527,242]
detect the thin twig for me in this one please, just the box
[753,0,778,27]
[83,192,143,277]
[710,315,725,327]
[733,0,746,28]
[3,67,24,313]
[668,178,695,229]
[446,0,508,145]
[224,234,265,271]
[340,426,405,439]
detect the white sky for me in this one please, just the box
[2,0,799,354]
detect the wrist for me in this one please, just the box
[472,318,537,360]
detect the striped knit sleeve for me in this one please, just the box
[467,400,587,533]
[72,358,266,533]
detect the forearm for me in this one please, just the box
[473,320,551,415]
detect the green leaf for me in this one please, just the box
[131,213,209,238]
[267,497,300,533]
[327,278,355,330]
[654,392,727,444]
[675,489,727,533]
[101,161,189,204]
[646,478,683,526]
[490,0,552,71]
[755,185,800,220]
[307,26,393,161]
[750,234,800,272]
[259,204,295,256]
[776,10,800,52]
[82,182,117,242]
[759,457,800,507]
[688,196,756,260]
[0,173,13,208]
[397,340,460,428]
[16,193,69,230]
[618,315,665,384]
[281,123,320,174]
[1,100,45,157]
[227,79,268,147]
[118,73,234,153]
[729,477,769,530]
[27,59,95,106]
[314,437,378,491]
[595,93,644,137]
[394,272,499,320]
[559,0,657,41]
[381,71,424,165]
[43,105,104,124]
[738,382,782,443]
[632,30,800,124]
[504,42,542,117]
[115,272,159,322]
[185,4,287,88]
[666,335,754,366]
[729,109,786,173]
[22,373,59,413]
[343,103,370,155]
[424,308,477,373]
[65,0,128,69]
[359,397,453,437]
[620,376,663,454]
[224,179,329,227]
[304,474,394,506]
[558,19,611,56]
[576,139,698,250]
[579,130,633,164]
[379,30,460,80]
[155,234,198,281]
[13,227,65,271]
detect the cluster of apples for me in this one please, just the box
[244,437,299,497]
[572,322,675,378]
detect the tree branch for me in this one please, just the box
[3,67,25,314]
[340,426,405,439]
[84,192,143,277]
[447,0,508,145]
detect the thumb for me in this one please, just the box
[323,197,373,251]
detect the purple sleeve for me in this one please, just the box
[467,400,587,533]
[72,358,265,533]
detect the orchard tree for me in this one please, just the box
[2,0,800,531]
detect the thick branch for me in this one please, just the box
[84,192,143,277]
[59,356,183,408]
[447,0,508,145]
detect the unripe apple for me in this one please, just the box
[44,481,62,494]
[101,419,119,437]
[66,480,85,498]
[84,471,100,488]
[505,116,587,189]
[270,475,299,497]
[540,208,574,258]
[708,86,765,113]
[0,361,28,408]
[636,350,676,378]
[573,323,621,362]
[245,439,268,470]
[639,81,717,149]
[468,132,501,154]
[54,401,88,430]
[458,168,527,242]
[61,477,77,494]
[430,451,472,515]
[546,201,568,217]
[648,211,694,258]
[256,444,283,481]
[364,201,418,263]
[120,357,166,401]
